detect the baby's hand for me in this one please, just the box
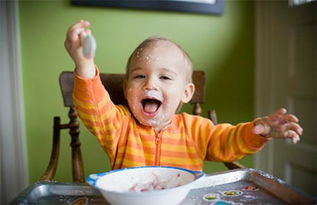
[64,20,95,78]
[253,108,303,144]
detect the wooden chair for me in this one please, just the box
[40,70,244,183]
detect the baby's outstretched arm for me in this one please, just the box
[64,20,96,78]
[253,108,303,144]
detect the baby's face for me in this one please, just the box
[125,41,194,131]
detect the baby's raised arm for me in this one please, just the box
[64,20,96,78]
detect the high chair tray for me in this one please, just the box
[11,168,315,205]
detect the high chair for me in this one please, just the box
[40,70,244,183]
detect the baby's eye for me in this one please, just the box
[160,75,172,80]
[133,74,145,79]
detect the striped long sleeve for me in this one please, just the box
[73,70,270,171]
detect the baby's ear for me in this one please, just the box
[181,83,195,103]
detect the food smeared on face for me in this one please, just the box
[125,39,194,131]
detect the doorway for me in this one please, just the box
[255,0,317,197]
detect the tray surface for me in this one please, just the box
[11,168,315,205]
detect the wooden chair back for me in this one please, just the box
[40,70,243,183]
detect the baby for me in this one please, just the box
[65,20,303,171]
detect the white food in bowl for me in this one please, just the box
[87,166,204,205]
[97,167,194,192]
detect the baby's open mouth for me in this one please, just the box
[142,98,162,114]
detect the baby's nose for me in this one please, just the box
[144,78,158,90]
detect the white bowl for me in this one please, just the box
[86,166,205,205]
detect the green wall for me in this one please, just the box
[19,0,255,183]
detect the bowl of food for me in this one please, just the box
[86,166,205,205]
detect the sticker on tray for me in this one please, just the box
[243,185,259,191]
[221,190,243,197]
[69,197,88,205]
[210,200,242,205]
[203,193,219,201]
[240,194,257,202]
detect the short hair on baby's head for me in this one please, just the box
[126,36,193,83]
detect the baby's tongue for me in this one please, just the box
[144,101,159,113]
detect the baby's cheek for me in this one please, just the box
[163,101,178,114]
[126,86,136,95]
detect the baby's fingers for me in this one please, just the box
[283,122,303,144]
[66,20,90,42]
[282,114,299,123]
[284,122,303,136]
[285,130,300,144]
[269,108,287,119]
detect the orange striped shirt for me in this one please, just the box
[73,70,269,171]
